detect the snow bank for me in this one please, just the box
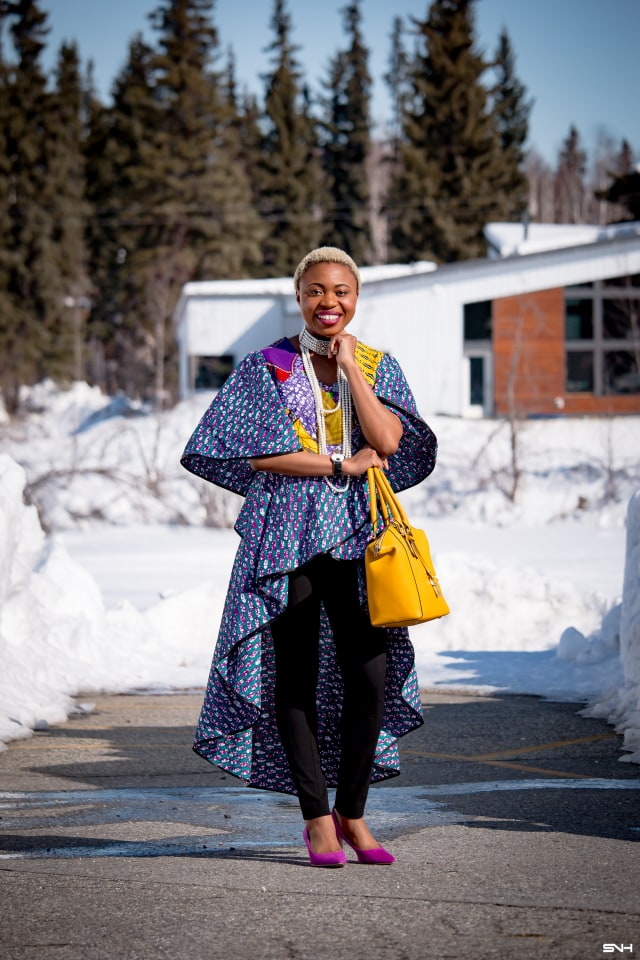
[0,382,636,757]
[0,455,220,750]
[582,490,640,762]
[3,380,241,530]
[0,455,69,741]
[3,381,638,531]
[0,450,630,757]
[410,550,622,701]
[407,413,640,528]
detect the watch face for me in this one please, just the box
[330,452,345,476]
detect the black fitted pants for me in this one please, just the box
[271,553,387,820]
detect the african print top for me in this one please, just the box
[262,339,345,453]
[181,337,438,795]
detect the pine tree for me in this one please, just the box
[594,140,640,222]
[90,0,263,403]
[320,0,372,263]
[490,28,531,220]
[525,149,554,222]
[47,41,91,381]
[0,21,15,382]
[235,89,265,241]
[220,45,267,276]
[147,0,265,401]
[147,0,263,275]
[615,139,635,177]
[385,16,410,153]
[258,0,324,275]
[0,0,68,407]
[386,0,515,263]
[379,16,410,261]
[83,36,159,396]
[554,125,587,223]
[588,132,633,224]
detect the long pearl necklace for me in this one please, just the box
[299,328,352,493]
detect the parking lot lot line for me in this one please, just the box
[470,732,618,760]
[401,748,594,779]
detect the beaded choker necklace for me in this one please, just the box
[299,327,352,493]
[299,327,331,356]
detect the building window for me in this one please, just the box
[603,299,640,340]
[463,301,493,414]
[566,351,594,392]
[469,356,485,405]
[564,277,640,394]
[602,272,640,288]
[604,350,640,394]
[464,300,492,340]
[194,355,234,390]
[565,299,593,339]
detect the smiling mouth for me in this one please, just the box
[315,312,342,325]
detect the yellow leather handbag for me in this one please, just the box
[365,467,450,628]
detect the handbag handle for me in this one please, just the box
[367,467,409,531]
[368,467,380,528]
[375,468,411,528]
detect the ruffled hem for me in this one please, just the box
[193,615,424,794]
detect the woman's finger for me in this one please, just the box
[331,333,356,357]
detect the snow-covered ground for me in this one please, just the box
[0,381,639,763]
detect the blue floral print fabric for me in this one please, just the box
[181,339,437,794]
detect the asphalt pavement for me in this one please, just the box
[0,690,638,960]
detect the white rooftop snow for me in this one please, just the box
[485,220,640,259]
[179,261,437,299]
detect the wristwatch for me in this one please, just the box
[330,453,345,477]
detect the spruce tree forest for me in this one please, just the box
[0,0,636,410]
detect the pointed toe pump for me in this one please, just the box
[302,828,347,868]
[332,810,396,865]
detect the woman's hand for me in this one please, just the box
[327,332,403,458]
[343,446,389,476]
[328,332,358,372]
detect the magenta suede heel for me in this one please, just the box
[332,809,396,864]
[302,827,347,868]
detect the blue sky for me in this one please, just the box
[38,0,638,165]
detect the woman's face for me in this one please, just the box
[296,262,358,337]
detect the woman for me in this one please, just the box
[181,247,437,867]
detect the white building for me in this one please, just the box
[174,223,640,419]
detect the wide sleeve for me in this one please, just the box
[374,353,437,492]
[180,351,302,496]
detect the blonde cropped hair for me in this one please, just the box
[293,246,361,294]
